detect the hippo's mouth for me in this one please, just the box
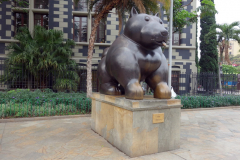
[155,40,167,47]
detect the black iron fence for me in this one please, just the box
[1,59,240,95]
[0,60,99,92]
[171,72,239,96]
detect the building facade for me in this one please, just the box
[0,0,197,93]
[229,40,240,57]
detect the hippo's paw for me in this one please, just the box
[125,81,143,100]
[154,82,171,99]
[99,83,123,95]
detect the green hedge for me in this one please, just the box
[0,89,91,118]
[176,95,240,109]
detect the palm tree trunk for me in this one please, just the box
[220,40,225,63]
[86,0,121,98]
[118,10,123,35]
[220,51,223,63]
[220,46,224,63]
[224,43,231,65]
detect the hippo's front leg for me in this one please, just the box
[145,60,171,99]
[107,49,144,100]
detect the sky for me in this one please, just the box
[196,0,240,58]
[214,0,240,24]
[196,0,240,24]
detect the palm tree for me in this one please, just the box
[1,26,79,91]
[83,0,162,97]
[205,21,240,65]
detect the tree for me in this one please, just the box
[222,64,238,74]
[1,26,79,91]
[161,0,217,33]
[205,21,240,65]
[229,54,240,64]
[199,0,218,73]
[0,0,28,7]
[84,0,162,98]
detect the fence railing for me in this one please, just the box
[1,59,240,96]
[0,60,99,92]
[171,72,239,96]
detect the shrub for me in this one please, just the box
[176,95,240,109]
[0,89,91,118]
[1,26,79,91]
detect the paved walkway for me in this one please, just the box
[1,108,240,160]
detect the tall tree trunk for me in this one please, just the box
[220,50,223,63]
[218,62,222,96]
[219,40,225,65]
[118,10,123,35]
[219,42,224,64]
[86,0,121,98]
[224,43,231,65]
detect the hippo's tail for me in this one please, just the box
[101,47,110,59]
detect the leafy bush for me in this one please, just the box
[1,26,79,91]
[176,95,240,109]
[0,89,91,118]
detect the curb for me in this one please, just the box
[181,106,240,111]
[0,114,91,123]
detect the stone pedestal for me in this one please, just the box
[91,93,182,158]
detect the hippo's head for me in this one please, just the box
[124,8,168,50]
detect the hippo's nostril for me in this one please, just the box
[161,31,168,36]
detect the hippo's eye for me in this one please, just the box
[160,21,163,24]
[145,16,150,21]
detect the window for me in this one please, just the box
[34,14,49,29]
[171,71,180,94]
[92,18,106,43]
[34,0,49,9]
[15,12,28,33]
[73,16,88,42]
[166,31,180,46]
[73,0,87,11]
[14,0,29,8]
[173,31,180,45]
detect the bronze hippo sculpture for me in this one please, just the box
[97,8,171,100]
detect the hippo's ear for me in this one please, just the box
[130,7,138,18]
[155,13,159,17]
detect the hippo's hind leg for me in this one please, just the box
[97,56,123,95]
[145,60,171,99]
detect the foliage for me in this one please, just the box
[0,0,28,7]
[176,95,240,109]
[0,89,89,102]
[222,64,238,74]
[89,0,161,14]
[161,0,217,33]
[199,0,218,73]
[205,21,240,64]
[0,89,91,118]
[230,54,240,64]
[1,26,79,91]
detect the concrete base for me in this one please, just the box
[91,93,182,158]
